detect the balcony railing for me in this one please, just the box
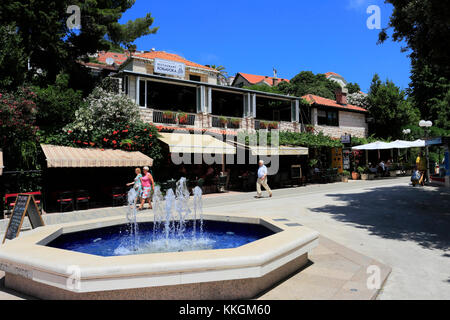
[211,116,241,129]
[152,110,196,126]
[254,120,279,130]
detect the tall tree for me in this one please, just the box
[346,82,361,94]
[277,71,341,100]
[0,1,158,88]
[379,0,450,129]
[206,65,228,85]
[367,74,420,139]
[0,24,27,90]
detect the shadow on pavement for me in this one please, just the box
[310,185,450,251]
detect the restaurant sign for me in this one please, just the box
[154,58,185,77]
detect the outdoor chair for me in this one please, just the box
[57,191,74,212]
[75,190,90,210]
[111,187,126,207]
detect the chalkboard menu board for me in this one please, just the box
[2,194,45,243]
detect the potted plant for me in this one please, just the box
[268,121,279,130]
[359,166,368,180]
[163,111,174,120]
[351,169,360,180]
[177,112,188,125]
[341,170,350,182]
[259,121,268,129]
[219,116,228,127]
[389,164,398,177]
[367,167,376,180]
[229,117,241,128]
[305,124,314,133]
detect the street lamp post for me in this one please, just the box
[402,129,411,161]
[419,120,433,183]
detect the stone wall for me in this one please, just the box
[312,108,368,138]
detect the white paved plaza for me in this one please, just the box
[1,177,449,299]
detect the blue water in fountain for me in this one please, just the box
[46,220,274,257]
[45,177,275,257]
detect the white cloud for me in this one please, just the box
[347,0,370,10]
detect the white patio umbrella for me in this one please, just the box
[352,141,393,150]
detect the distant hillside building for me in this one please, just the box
[324,72,347,88]
[231,73,290,88]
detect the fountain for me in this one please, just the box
[0,178,319,300]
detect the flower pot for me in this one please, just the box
[341,176,349,183]
[351,172,360,180]
[361,173,369,180]
[368,174,376,180]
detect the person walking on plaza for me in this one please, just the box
[139,166,155,210]
[255,160,272,199]
[126,168,143,205]
[416,152,427,186]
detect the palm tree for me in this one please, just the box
[206,65,229,85]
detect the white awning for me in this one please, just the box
[41,144,153,168]
[353,140,426,150]
[158,133,236,155]
[249,146,309,156]
[352,141,393,150]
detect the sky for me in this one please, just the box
[119,0,411,93]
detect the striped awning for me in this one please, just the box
[158,133,236,155]
[0,150,3,175]
[41,144,153,168]
[249,146,309,156]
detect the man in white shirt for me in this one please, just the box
[255,160,272,198]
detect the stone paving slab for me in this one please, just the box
[257,236,391,300]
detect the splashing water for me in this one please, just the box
[193,186,203,237]
[126,188,139,251]
[152,185,164,237]
[175,178,191,237]
[119,178,206,254]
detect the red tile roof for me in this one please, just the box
[237,73,290,86]
[324,72,343,78]
[302,94,368,113]
[97,51,129,65]
[133,51,215,71]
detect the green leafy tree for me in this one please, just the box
[0,24,27,90]
[367,74,420,139]
[346,82,361,94]
[0,87,39,170]
[379,0,450,130]
[283,71,341,100]
[43,87,162,162]
[206,65,229,85]
[0,1,158,87]
[33,74,84,133]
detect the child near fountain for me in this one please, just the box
[139,166,155,210]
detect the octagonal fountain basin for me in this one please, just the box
[0,214,319,300]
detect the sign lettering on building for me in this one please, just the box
[154,58,186,77]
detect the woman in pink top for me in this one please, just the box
[139,166,155,210]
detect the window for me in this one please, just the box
[139,80,146,107]
[317,109,338,126]
[123,76,129,95]
[189,75,201,82]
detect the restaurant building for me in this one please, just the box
[117,51,304,134]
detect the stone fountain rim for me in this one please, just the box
[0,213,319,293]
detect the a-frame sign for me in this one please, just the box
[2,194,45,244]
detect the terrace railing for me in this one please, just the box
[152,110,196,126]
[211,116,242,129]
[254,119,279,130]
